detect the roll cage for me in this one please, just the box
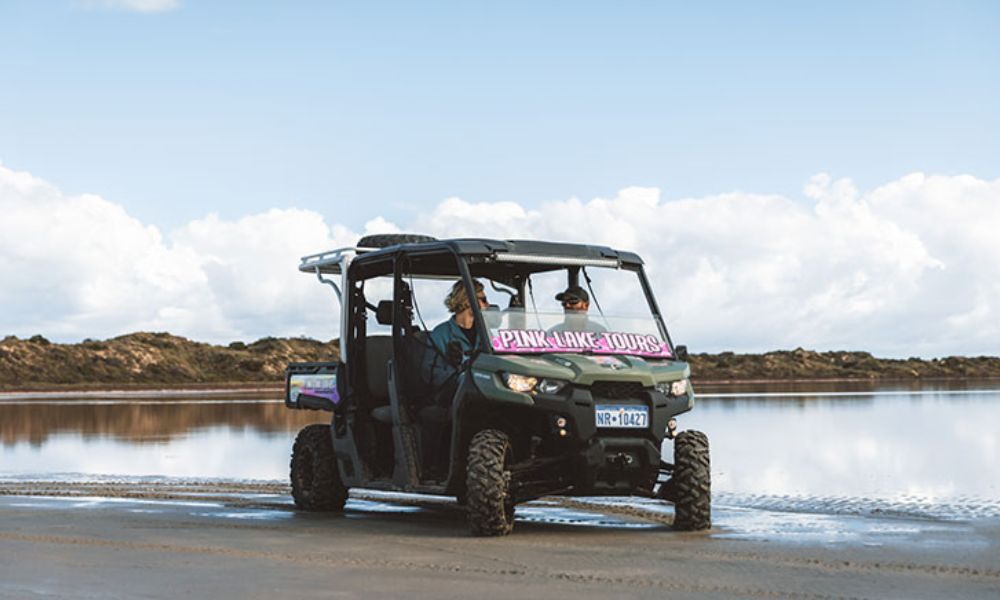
[298,238,675,361]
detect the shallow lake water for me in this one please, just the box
[2,381,999,522]
[686,381,1000,521]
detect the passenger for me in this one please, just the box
[549,285,606,333]
[423,279,488,399]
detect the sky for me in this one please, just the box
[1,1,998,357]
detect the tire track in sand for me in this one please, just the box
[0,531,853,599]
[2,479,997,584]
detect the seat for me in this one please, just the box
[371,405,393,424]
[399,330,435,402]
[365,335,393,423]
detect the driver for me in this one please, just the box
[550,285,606,333]
[423,279,488,399]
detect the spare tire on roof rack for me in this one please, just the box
[357,234,437,249]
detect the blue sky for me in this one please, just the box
[2,1,999,355]
[2,1,998,231]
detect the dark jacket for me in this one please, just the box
[423,316,478,388]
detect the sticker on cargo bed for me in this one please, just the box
[288,374,340,405]
[491,329,672,358]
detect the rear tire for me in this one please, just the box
[290,424,348,511]
[671,430,711,531]
[466,429,516,536]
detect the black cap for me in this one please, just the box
[555,285,589,303]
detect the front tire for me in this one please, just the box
[671,430,711,531]
[290,424,348,511]
[466,429,516,536]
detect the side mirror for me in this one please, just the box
[375,300,393,325]
[674,344,689,361]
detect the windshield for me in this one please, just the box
[487,311,671,358]
[477,265,672,359]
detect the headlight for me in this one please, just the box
[502,373,538,393]
[536,378,568,394]
[655,379,688,396]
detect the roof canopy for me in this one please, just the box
[299,238,644,280]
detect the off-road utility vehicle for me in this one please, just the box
[285,235,710,536]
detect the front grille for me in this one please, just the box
[590,381,645,400]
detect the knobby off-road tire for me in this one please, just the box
[466,429,516,536]
[671,430,711,531]
[290,424,348,511]
[357,233,436,248]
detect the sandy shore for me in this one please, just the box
[1,480,998,599]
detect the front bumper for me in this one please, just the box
[526,386,692,496]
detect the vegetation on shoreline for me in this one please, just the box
[0,333,339,390]
[691,348,1000,382]
[2,333,998,390]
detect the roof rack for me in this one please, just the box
[298,246,379,275]
[298,246,369,304]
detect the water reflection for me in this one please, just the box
[0,395,325,480]
[695,380,1000,411]
[1,400,320,447]
[679,386,1000,506]
[1,428,307,480]
[697,379,1000,395]
[1,385,998,519]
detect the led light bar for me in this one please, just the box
[494,253,620,267]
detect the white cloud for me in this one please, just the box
[80,0,179,13]
[410,174,998,357]
[1,161,998,356]
[0,162,350,343]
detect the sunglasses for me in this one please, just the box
[562,298,582,307]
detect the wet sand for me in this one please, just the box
[2,480,998,599]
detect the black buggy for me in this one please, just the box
[285,234,710,536]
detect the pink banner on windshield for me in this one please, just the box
[491,329,673,358]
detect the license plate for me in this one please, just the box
[595,405,649,428]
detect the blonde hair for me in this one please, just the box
[444,279,484,313]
